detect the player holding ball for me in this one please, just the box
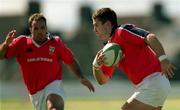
[92,8,176,110]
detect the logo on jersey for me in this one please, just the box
[27,57,53,62]
[49,46,55,54]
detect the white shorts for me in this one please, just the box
[127,72,171,107]
[29,80,66,110]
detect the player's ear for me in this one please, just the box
[104,21,109,26]
[29,27,32,33]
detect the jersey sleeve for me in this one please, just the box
[55,37,74,64]
[100,65,115,77]
[5,36,24,58]
[119,24,149,45]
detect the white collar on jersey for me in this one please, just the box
[32,34,50,48]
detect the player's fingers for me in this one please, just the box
[172,65,177,70]
[88,86,93,92]
[86,83,94,92]
[169,68,174,77]
[11,30,16,37]
[86,81,95,92]
[81,79,95,92]
[163,72,169,79]
[97,49,103,57]
[167,72,173,79]
[97,54,105,65]
[90,84,95,92]
[161,69,169,78]
[165,69,173,79]
[8,30,16,37]
[168,64,177,78]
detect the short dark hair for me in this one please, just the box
[28,13,46,27]
[92,8,118,27]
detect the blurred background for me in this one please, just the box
[0,0,180,109]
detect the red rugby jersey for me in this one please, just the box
[5,35,74,94]
[100,24,161,85]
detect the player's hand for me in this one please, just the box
[160,59,177,78]
[80,78,95,92]
[93,49,106,67]
[4,30,16,45]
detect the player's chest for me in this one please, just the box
[20,44,57,57]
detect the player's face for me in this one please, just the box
[93,18,111,40]
[30,19,47,44]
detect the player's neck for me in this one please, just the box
[34,38,48,45]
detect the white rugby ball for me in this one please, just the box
[102,43,122,66]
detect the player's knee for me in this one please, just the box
[46,93,64,110]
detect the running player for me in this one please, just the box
[92,8,176,110]
[0,13,95,110]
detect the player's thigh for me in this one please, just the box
[29,90,46,110]
[121,73,170,110]
[45,80,66,100]
[121,99,161,110]
[45,80,66,109]
[136,74,170,107]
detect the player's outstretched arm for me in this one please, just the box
[67,59,95,92]
[0,30,16,59]
[145,33,176,78]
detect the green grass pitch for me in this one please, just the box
[1,98,179,110]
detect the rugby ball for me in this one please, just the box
[102,43,122,66]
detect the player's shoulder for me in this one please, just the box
[116,24,136,34]
[53,36,61,41]
[119,24,135,30]
[13,35,30,42]
[10,35,30,46]
[49,34,63,43]
[118,24,149,37]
